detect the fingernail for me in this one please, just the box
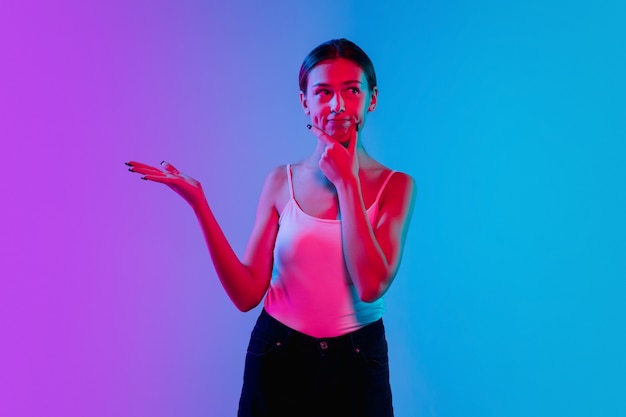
[141,176,147,180]
[128,168,135,172]
[161,161,165,165]
[306,124,312,129]
[125,162,132,166]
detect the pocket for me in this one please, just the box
[354,325,389,367]
[357,341,389,367]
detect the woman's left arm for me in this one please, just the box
[336,171,416,302]
[312,125,417,302]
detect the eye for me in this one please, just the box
[349,87,360,94]
[315,89,331,96]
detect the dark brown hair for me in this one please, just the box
[298,38,377,93]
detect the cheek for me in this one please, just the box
[304,106,321,125]
[310,104,330,121]
[347,96,367,111]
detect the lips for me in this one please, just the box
[326,118,353,127]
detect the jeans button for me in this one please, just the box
[319,341,328,350]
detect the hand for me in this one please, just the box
[126,161,207,208]
[308,123,360,186]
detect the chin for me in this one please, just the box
[327,130,350,142]
[327,134,348,144]
[336,137,351,148]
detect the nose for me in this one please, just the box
[330,92,345,113]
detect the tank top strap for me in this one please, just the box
[286,164,295,199]
[373,170,397,204]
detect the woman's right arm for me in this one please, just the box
[126,161,282,312]
[195,166,282,311]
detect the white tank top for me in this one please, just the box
[264,164,396,338]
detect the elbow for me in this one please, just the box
[237,304,256,313]
[357,272,395,303]
[359,291,380,304]
[358,283,385,303]
[234,299,259,313]
[233,294,263,313]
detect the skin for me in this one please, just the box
[127,57,416,311]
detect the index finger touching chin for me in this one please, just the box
[307,124,334,146]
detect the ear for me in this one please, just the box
[299,90,311,115]
[367,86,378,112]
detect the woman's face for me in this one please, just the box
[300,58,377,144]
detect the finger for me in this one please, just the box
[126,161,161,170]
[142,173,177,183]
[126,161,164,176]
[160,161,181,175]
[128,164,164,176]
[348,123,359,155]
[318,153,331,173]
[307,124,334,147]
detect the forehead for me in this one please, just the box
[307,58,365,87]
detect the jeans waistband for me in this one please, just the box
[258,308,385,350]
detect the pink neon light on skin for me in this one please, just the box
[300,57,378,147]
[126,57,415,313]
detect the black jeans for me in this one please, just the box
[238,309,394,417]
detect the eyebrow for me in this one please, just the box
[312,80,364,87]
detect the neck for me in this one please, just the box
[302,141,371,185]
[308,140,368,160]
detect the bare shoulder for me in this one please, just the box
[380,170,417,212]
[263,165,288,188]
[366,159,416,200]
[257,165,290,213]
[389,171,416,194]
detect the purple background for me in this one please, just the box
[1,1,625,416]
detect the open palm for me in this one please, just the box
[126,161,206,207]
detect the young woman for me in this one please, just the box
[127,38,416,417]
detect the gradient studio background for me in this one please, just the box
[1,0,624,416]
